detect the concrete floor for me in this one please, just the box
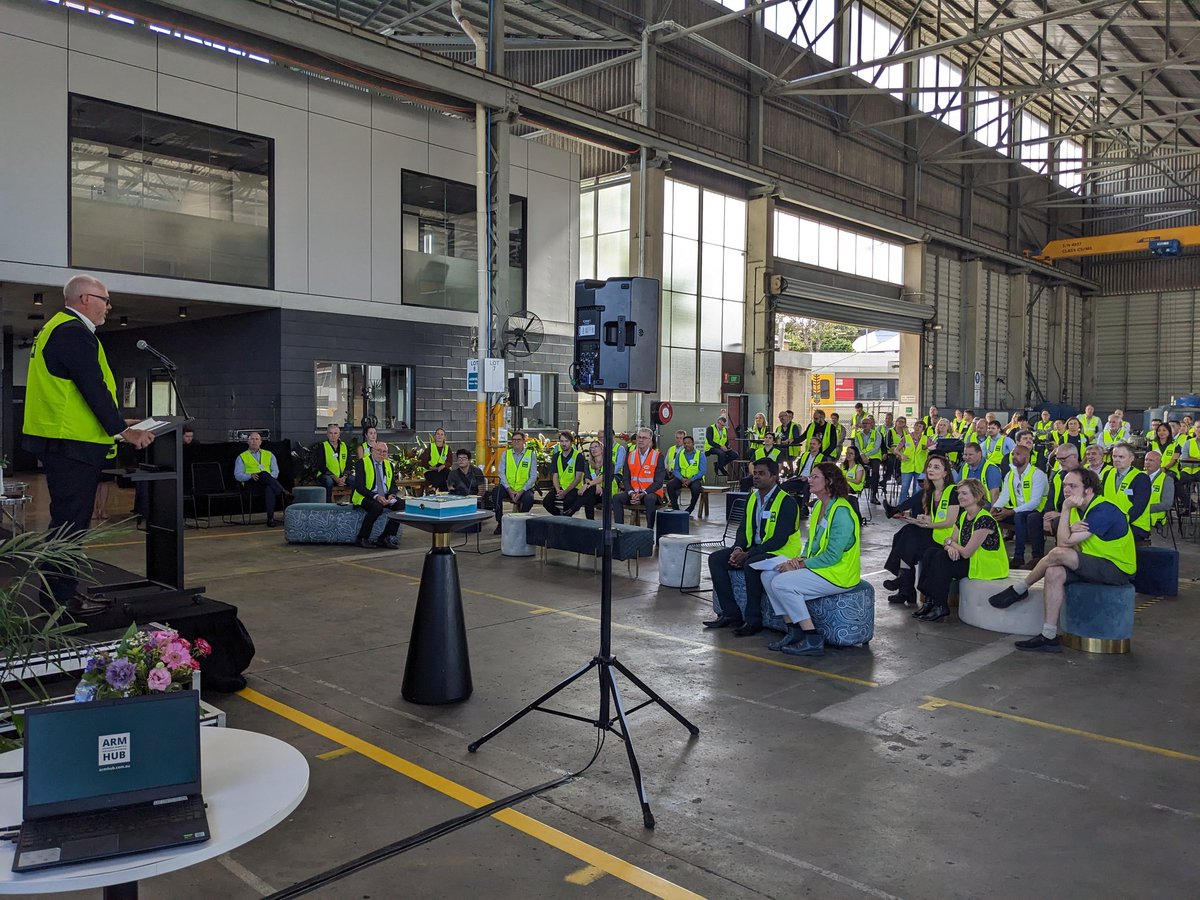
[22,480,1200,899]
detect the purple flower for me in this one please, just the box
[162,642,192,669]
[84,656,101,674]
[146,667,172,692]
[105,658,136,691]
[149,630,175,649]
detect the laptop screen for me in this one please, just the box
[23,691,201,819]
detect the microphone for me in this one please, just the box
[136,339,177,371]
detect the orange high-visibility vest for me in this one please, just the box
[628,449,663,497]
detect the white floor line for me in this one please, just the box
[218,854,276,896]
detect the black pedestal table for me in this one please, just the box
[389,510,492,704]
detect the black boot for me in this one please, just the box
[917,604,951,623]
[885,567,914,602]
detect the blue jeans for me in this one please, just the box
[899,472,920,502]
[1011,510,1045,561]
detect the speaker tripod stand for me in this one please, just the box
[467,390,699,828]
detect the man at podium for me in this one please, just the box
[23,275,156,616]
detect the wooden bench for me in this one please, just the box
[697,485,730,518]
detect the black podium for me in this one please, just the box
[101,420,204,605]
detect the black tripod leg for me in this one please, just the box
[611,658,700,736]
[468,658,599,752]
[603,666,656,829]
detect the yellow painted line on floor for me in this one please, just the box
[339,561,878,688]
[89,529,274,549]
[922,696,1200,762]
[238,687,704,900]
[316,747,355,761]
[566,864,607,886]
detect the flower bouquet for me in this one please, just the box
[76,624,211,701]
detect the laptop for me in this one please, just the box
[14,691,211,873]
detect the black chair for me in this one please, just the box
[189,462,245,528]
[680,497,748,599]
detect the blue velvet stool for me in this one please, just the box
[726,491,750,519]
[1060,581,1135,654]
[1133,545,1179,597]
[655,510,690,543]
[728,570,875,647]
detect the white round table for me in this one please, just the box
[0,727,309,896]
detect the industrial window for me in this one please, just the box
[1056,139,1084,193]
[774,210,904,285]
[401,172,526,312]
[68,95,272,288]
[917,56,963,131]
[313,363,413,433]
[512,372,558,431]
[763,0,837,62]
[1019,112,1051,175]
[849,3,904,99]
[854,378,899,401]
[662,180,746,404]
[974,90,1010,156]
[579,180,630,281]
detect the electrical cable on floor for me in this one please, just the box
[265,728,606,899]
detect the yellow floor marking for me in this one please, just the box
[316,746,355,761]
[238,687,704,900]
[566,864,607,886]
[922,695,1200,762]
[89,529,274,549]
[339,561,879,688]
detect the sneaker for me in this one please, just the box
[988,586,1027,609]
[1015,634,1062,653]
[781,632,825,658]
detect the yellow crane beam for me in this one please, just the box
[1030,225,1200,263]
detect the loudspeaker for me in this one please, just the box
[573,277,660,393]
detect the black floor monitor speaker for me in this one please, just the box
[573,277,660,393]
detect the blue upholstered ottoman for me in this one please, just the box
[1133,546,1178,597]
[726,491,750,520]
[284,503,394,544]
[728,569,875,647]
[655,510,690,543]
[1060,581,1135,653]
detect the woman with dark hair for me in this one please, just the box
[840,443,867,527]
[1150,421,1181,478]
[759,463,860,658]
[881,454,958,605]
[1062,417,1085,455]
[913,479,1008,621]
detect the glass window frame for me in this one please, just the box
[313,362,415,434]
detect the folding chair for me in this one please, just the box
[680,497,747,599]
[188,462,246,528]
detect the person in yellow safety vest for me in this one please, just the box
[1041,442,1082,537]
[663,429,687,485]
[990,467,1136,653]
[829,412,847,449]
[616,428,667,529]
[922,405,940,432]
[23,275,156,616]
[420,426,453,492]
[1102,443,1152,541]
[839,446,868,527]
[958,442,1002,506]
[542,430,585,516]
[851,403,867,436]
[1112,409,1132,442]
[990,444,1049,569]
[927,417,959,467]
[739,432,780,491]
[1033,410,1054,441]
[980,420,1013,469]
[574,440,619,520]
[491,430,537,534]
[915,478,1009,622]
[704,415,738,477]
[759,463,861,657]
[1049,419,1068,447]
[1004,429,1046,475]
[1078,404,1101,444]
[801,409,838,459]
[669,435,707,514]
[880,413,900,493]
[234,431,288,527]
[317,422,350,503]
[854,415,884,504]
[350,441,402,549]
[1183,414,1196,438]
[356,425,379,463]
[1096,414,1127,453]
[776,409,803,470]
[1148,422,1181,480]
[881,454,957,604]
[781,436,832,517]
[896,420,928,504]
[749,412,770,448]
[704,455,801,636]
[1143,450,1175,529]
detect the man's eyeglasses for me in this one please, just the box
[81,293,112,306]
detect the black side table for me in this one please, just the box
[388,510,492,704]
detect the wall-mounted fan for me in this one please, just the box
[502,311,544,358]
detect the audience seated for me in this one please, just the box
[881,454,957,605]
[980,419,1013,468]
[739,432,779,491]
[615,428,666,528]
[1102,443,1151,542]
[446,448,485,498]
[233,431,286,527]
[781,436,831,516]
[491,430,537,534]
[1143,450,1175,531]
[853,415,884,504]
[1096,414,1127,452]
[991,443,1049,569]
[420,427,452,492]
[315,422,350,503]
[662,429,687,502]
[704,415,738,476]
[542,431,584,516]
[1042,442,1081,537]
[958,442,1001,506]
[572,439,616,520]
[350,441,402,550]
[668,435,706,514]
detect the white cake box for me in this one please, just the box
[404,494,481,518]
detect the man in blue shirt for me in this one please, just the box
[959,442,1001,505]
[667,435,707,514]
[492,431,537,534]
[234,432,286,527]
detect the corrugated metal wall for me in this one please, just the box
[1064,292,1084,406]
[983,268,1010,409]
[925,253,962,406]
[1093,291,1199,411]
[1026,282,1050,405]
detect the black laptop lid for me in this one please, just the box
[23,691,201,820]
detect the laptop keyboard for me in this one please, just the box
[21,795,206,848]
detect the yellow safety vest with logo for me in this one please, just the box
[504,449,534,490]
[1148,470,1169,527]
[803,497,860,588]
[704,425,728,453]
[744,488,802,558]
[666,444,682,473]
[1102,467,1150,533]
[428,442,449,467]
[854,427,883,461]
[930,485,956,544]
[1034,419,1054,439]
[586,459,619,496]
[981,435,1006,466]
[1079,414,1100,441]
[778,422,802,458]
[959,461,998,492]
[1180,437,1200,477]
[1070,495,1136,575]
[554,449,580,487]
[1003,465,1047,513]
[752,446,781,463]
[678,449,702,480]
[1155,438,1182,478]
[898,434,926,474]
[843,465,865,493]
[239,449,275,476]
[323,441,348,477]
[956,509,1009,580]
[352,456,395,505]
[24,311,118,446]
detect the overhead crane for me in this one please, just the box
[1030,225,1200,263]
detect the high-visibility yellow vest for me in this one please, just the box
[1002,465,1047,513]
[843,464,865,493]
[554,449,580,486]
[1034,419,1054,439]
[1148,470,1168,527]
[323,441,348,477]
[1070,495,1136,575]
[930,485,956,544]
[898,434,926,474]
[428,442,449,467]
[705,426,728,452]
[586,460,618,496]
[1102,467,1150,533]
[804,497,860,588]
[981,435,1006,466]
[239,449,275,476]
[959,461,998,492]
[854,427,883,461]
[956,509,1009,580]
[744,488,802,557]
[1180,437,1200,476]
[1079,414,1100,440]
[352,457,395,505]
[504,449,534,489]
[678,450,701,479]
[24,311,118,446]
[752,446,781,463]
[666,444,682,473]
[778,422,802,458]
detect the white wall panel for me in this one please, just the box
[427,113,473,154]
[67,14,156,71]
[236,59,308,110]
[529,140,572,179]
[0,34,67,267]
[372,130,428,304]
[526,171,573,324]
[158,75,236,129]
[308,80,371,127]
[371,97,429,142]
[429,147,475,185]
[67,51,157,110]
[308,115,372,300]
[4,0,67,45]
[509,136,529,169]
[157,40,238,92]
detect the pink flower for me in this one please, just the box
[189,659,201,670]
[146,667,172,692]
[193,638,212,657]
[162,641,193,669]
[149,630,176,649]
